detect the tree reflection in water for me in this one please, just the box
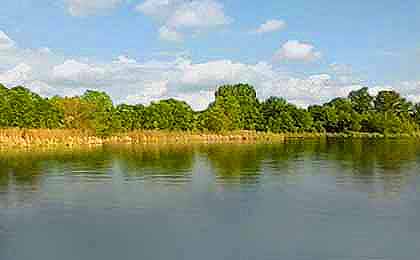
[0,139,419,204]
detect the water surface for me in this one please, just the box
[1,139,420,260]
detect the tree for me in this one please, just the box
[374,90,412,115]
[51,96,96,129]
[115,104,146,131]
[349,87,373,113]
[4,86,63,128]
[197,107,232,132]
[81,90,116,135]
[1,82,420,135]
[0,84,10,127]
[261,97,312,133]
[325,97,361,132]
[144,99,195,131]
[207,84,264,130]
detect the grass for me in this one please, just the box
[0,129,287,148]
[0,128,419,148]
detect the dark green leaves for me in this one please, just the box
[0,83,419,135]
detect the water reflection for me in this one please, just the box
[110,144,194,185]
[1,140,420,260]
[303,139,417,195]
[0,139,419,201]
[201,144,264,186]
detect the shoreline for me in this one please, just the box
[0,129,419,148]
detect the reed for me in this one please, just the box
[0,128,419,148]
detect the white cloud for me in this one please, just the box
[0,63,32,86]
[113,55,137,64]
[25,80,56,96]
[275,40,322,62]
[253,19,286,34]
[66,0,122,16]
[0,31,15,50]
[167,0,231,29]
[384,81,420,104]
[308,74,331,84]
[136,0,231,41]
[174,90,214,111]
[368,85,393,96]
[39,47,52,54]
[1,31,420,110]
[52,59,105,81]
[136,0,180,18]
[43,54,359,109]
[125,80,169,105]
[179,60,246,85]
[365,82,420,105]
[159,26,184,42]
[0,52,374,110]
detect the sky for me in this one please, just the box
[0,0,419,110]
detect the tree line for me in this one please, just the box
[1,82,420,135]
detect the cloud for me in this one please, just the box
[25,80,56,96]
[275,40,322,62]
[124,80,169,105]
[368,85,393,96]
[329,63,364,85]
[113,55,137,64]
[252,19,286,34]
[136,0,231,41]
[0,48,377,110]
[66,0,122,16]
[159,26,184,42]
[173,90,214,111]
[379,81,420,104]
[52,59,105,81]
[135,0,177,17]
[1,31,420,110]
[178,60,247,86]
[167,0,231,29]
[362,81,420,105]
[0,63,32,86]
[0,31,15,50]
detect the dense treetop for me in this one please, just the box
[0,82,419,135]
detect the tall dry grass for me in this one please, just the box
[2,128,418,148]
[0,129,289,148]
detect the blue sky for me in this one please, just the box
[0,0,419,109]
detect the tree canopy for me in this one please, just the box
[0,83,419,135]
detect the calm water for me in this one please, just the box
[1,139,420,260]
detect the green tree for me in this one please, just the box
[80,90,116,135]
[4,86,63,128]
[197,107,232,132]
[374,90,412,115]
[261,97,312,133]
[144,99,195,131]
[0,84,10,127]
[349,87,373,113]
[51,96,96,129]
[115,104,146,131]
[205,84,263,131]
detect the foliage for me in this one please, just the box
[0,82,420,135]
[143,99,195,131]
[202,84,263,131]
[261,97,312,133]
[0,86,63,128]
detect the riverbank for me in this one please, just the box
[0,129,290,148]
[0,129,419,148]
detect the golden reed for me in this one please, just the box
[2,128,416,148]
[0,128,293,148]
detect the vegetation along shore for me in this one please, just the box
[1,82,420,147]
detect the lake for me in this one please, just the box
[1,139,420,260]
